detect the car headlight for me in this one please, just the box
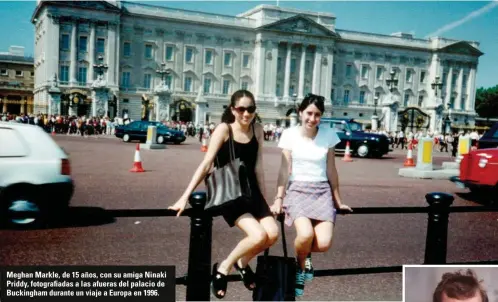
[478,158,488,168]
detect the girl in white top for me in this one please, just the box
[270,94,352,297]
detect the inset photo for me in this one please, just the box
[404,265,498,302]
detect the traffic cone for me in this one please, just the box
[130,143,145,173]
[342,141,353,162]
[404,142,416,167]
[200,133,208,152]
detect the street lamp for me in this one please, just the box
[156,62,171,87]
[292,93,297,113]
[386,69,398,93]
[431,76,449,135]
[373,95,379,116]
[93,55,108,78]
[431,76,443,97]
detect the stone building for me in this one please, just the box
[31,0,482,132]
[0,46,35,115]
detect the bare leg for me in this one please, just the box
[215,213,269,297]
[238,215,279,267]
[311,221,334,253]
[294,217,314,270]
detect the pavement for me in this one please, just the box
[1,135,496,301]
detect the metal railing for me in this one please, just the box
[7,192,497,301]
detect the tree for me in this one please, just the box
[475,85,498,119]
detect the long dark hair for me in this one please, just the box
[221,90,257,124]
[298,93,325,114]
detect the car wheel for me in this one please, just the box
[1,191,43,229]
[357,144,369,158]
[123,134,130,142]
[157,135,165,144]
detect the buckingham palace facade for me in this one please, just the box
[31,0,482,132]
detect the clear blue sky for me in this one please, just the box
[0,0,496,89]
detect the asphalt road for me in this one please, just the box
[1,135,496,301]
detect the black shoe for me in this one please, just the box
[211,263,227,299]
[234,262,256,291]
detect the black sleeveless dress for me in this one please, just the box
[214,124,272,227]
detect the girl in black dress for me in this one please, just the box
[169,90,279,299]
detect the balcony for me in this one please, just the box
[0,81,33,91]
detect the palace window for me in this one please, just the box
[305,60,311,73]
[276,84,281,96]
[343,90,350,104]
[345,64,352,78]
[403,93,410,107]
[223,79,230,94]
[359,91,366,104]
[96,38,105,53]
[376,66,383,80]
[290,58,296,73]
[77,67,87,85]
[361,65,368,79]
[79,36,88,52]
[205,50,213,65]
[123,42,131,57]
[406,70,413,83]
[277,57,282,70]
[204,77,211,93]
[184,76,192,92]
[0,69,7,76]
[144,44,153,59]
[59,66,69,83]
[243,54,250,68]
[289,85,295,96]
[61,34,70,50]
[418,95,424,107]
[121,72,130,87]
[420,71,426,83]
[462,74,468,89]
[224,52,232,67]
[452,73,457,86]
[165,75,172,89]
[143,74,152,89]
[15,70,23,77]
[165,46,174,61]
[241,81,249,91]
[185,47,194,63]
[449,96,455,109]
[461,96,466,110]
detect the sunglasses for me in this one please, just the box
[233,105,257,114]
[305,93,325,102]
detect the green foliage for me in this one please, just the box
[475,85,498,119]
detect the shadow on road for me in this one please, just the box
[456,192,496,206]
[1,206,116,231]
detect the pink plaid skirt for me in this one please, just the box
[283,181,337,227]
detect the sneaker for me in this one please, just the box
[295,266,305,297]
[304,254,314,282]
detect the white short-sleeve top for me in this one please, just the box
[278,126,341,182]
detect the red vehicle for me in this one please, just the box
[450,148,498,202]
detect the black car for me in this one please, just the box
[114,121,186,144]
[320,118,391,158]
[477,122,498,149]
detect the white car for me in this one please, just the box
[0,122,74,226]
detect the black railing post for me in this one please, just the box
[424,192,454,264]
[186,191,212,301]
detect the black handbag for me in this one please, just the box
[253,215,296,301]
[204,124,252,212]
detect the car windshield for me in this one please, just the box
[348,122,362,131]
